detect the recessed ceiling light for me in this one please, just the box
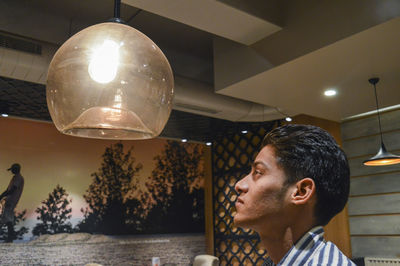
[324,89,337,96]
[206,142,212,146]
[181,139,188,143]
[241,130,248,134]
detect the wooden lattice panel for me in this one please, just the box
[212,122,279,265]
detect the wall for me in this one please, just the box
[0,117,209,265]
[0,234,206,265]
[341,108,400,258]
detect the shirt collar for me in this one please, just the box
[277,226,325,265]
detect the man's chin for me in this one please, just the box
[233,215,248,228]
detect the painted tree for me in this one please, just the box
[143,140,205,233]
[78,142,143,234]
[0,210,29,242]
[32,185,73,236]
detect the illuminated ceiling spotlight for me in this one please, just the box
[206,142,212,146]
[324,89,337,97]
[0,102,9,117]
[241,130,248,134]
[274,107,292,123]
[181,138,188,143]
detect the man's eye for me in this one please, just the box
[254,169,262,175]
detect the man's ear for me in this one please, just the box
[291,178,315,205]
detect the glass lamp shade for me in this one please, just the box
[46,22,174,140]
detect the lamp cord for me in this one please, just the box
[373,83,384,144]
[114,0,121,19]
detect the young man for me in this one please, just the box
[0,163,25,242]
[234,124,355,265]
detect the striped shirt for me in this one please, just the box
[263,226,355,266]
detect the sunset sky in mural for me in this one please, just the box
[0,117,171,222]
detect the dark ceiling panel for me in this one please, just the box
[0,77,50,120]
[0,76,277,143]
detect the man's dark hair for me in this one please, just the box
[262,124,350,226]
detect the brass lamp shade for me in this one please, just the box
[46,22,174,140]
[363,142,400,166]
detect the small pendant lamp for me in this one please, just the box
[46,0,174,140]
[363,77,400,166]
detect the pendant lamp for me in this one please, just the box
[363,77,400,166]
[46,0,174,140]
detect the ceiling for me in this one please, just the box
[0,75,270,143]
[0,0,399,134]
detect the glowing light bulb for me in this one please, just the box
[88,40,120,83]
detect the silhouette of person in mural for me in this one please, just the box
[0,163,24,242]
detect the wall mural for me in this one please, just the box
[0,117,207,265]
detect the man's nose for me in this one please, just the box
[235,175,249,194]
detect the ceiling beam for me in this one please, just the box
[122,0,282,45]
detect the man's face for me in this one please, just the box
[234,145,293,232]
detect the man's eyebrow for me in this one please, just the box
[252,161,269,169]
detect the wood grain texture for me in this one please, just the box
[351,236,400,258]
[204,147,214,255]
[341,109,400,140]
[349,215,400,235]
[348,194,400,215]
[342,107,400,259]
[343,131,400,159]
[290,114,342,144]
[348,156,400,177]
[350,173,400,196]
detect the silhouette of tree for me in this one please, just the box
[0,210,29,242]
[78,142,143,234]
[32,185,73,236]
[144,140,205,233]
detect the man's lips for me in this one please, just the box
[236,197,244,208]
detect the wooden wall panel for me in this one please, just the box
[351,237,400,258]
[350,215,400,235]
[342,107,400,258]
[348,156,400,177]
[204,147,214,255]
[348,194,400,215]
[342,131,400,158]
[341,109,400,140]
[290,114,341,143]
[350,173,400,196]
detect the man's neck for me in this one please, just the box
[260,227,294,264]
[259,224,314,264]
